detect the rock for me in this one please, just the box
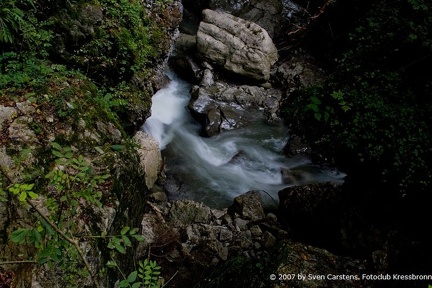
[173,33,197,55]
[231,191,266,222]
[219,227,233,241]
[249,225,263,238]
[204,239,229,260]
[275,55,325,92]
[205,0,284,39]
[189,83,282,136]
[195,240,367,288]
[211,208,226,219]
[0,147,18,182]
[169,55,202,83]
[150,191,168,203]
[283,134,311,156]
[8,116,38,143]
[278,182,343,249]
[234,218,249,231]
[280,167,304,184]
[133,131,163,189]
[200,69,215,87]
[263,231,277,248]
[168,200,212,226]
[0,105,16,130]
[197,9,278,81]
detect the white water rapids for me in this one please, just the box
[142,72,345,208]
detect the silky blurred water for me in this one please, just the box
[142,72,345,208]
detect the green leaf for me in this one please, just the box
[23,183,34,191]
[131,283,141,288]
[115,243,126,254]
[118,280,129,288]
[111,144,125,151]
[32,229,42,244]
[132,234,145,242]
[122,235,132,247]
[64,151,74,159]
[51,142,62,151]
[106,260,117,268]
[129,228,138,235]
[28,191,39,199]
[41,219,55,235]
[19,191,27,202]
[120,226,130,236]
[11,228,30,244]
[127,271,138,282]
[310,96,321,104]
[52,150,64,158]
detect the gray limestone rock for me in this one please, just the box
[197,9,278,81]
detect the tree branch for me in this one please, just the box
[26,200,102,288]
[0,260,37,265]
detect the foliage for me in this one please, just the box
[282,0,432,196]
[1,143,159,287]
[53,0,169,85]
[0,0,27,43]
[106,226,144,254]
[0,0,170,286]
[108,259,163,288]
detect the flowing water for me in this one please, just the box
[142,71,345,209]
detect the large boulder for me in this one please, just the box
[278,182,343,249]
[207,0,284,38]
[197,9,279,81]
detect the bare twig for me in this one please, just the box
[162,270,179,288]
[0,260,37,265]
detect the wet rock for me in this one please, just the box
[200,69,215,87]
[231,191,266,222]
[169,55,202,83]
[173,33,197,55]
[197,9,278,81]
[283,134,311,156]
[280,167,304,184]
[150,191,168,203]
[189,83,282,136]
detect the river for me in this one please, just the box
[142,71,345,209]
